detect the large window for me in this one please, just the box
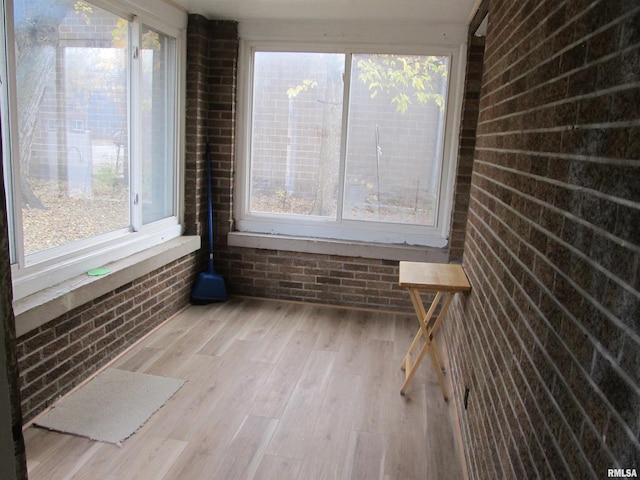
[236,44,460,247]
[2,0,184,300]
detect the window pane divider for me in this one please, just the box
[335,53,352,223]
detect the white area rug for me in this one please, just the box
[34,368,185,446]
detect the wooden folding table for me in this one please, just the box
[399,261,471,399]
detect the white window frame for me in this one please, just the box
[235,37,465,250]
[1,0,187,301]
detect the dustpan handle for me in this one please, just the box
[206,142,214,258]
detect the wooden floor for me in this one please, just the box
[24,297,466,480]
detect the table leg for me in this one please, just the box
[401,289,440,369]
[427,343,449,401]
[428,292,455,374]
[400,289,441,395]
[400,290,456,400]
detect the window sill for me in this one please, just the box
[227,232,450,263]
[13,236,200,338]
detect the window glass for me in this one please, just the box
[141,24,176,225]
[250,52,345,218]
[344,54,449,226]
[14,1,129,255]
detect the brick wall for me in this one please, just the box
[184,15,237,245]
[450,34,485,262]
[16,254,198,420]
[445,0,640,478]
[225,249,409,309]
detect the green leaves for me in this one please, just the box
[287,79,318,98]
[284,54,448,113]
[356,54,448,113]
[73,1,93,24]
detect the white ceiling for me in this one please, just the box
[166,0,480,25]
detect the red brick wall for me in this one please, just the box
[445,0,640,477]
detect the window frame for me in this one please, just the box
[235,40,464,249]
[1,0,187,301]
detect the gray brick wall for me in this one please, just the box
[445,0,640,478]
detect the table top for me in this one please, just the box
[399,262,471,292]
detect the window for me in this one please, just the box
[70,120,84,132]
[1,0,185,300]
[236,44,461,248]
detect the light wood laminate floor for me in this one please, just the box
[24,297,466,480]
